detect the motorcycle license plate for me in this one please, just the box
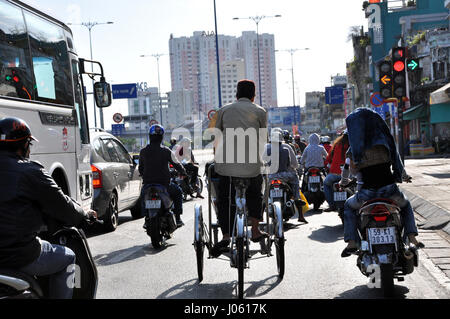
[270,188,283,198]
[145,200,161,209]
[334,192,347,202]
[368,227,396,245]
[309,176,320,183]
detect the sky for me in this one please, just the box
[20,0,368,130]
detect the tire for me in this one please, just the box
[150,217,162,249]
[381,264,395,298]
[237,237,245,299]
[275,237,285,280]
[195,241,204,283]
[196,178,204,196]
[103,192,119,232]
[130,197,143,220]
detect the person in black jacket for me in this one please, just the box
[139,124,187,227]
[0,117,97,299]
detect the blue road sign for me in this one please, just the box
[111,124,126,136]
[325,86,344,105]
[112,83,138,100]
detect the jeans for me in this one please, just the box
[19,240,76,299]
[141,182,183,217]
[343,184,419,243]
[324,174,342,209]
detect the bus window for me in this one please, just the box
[23,11,73,106]
[0,0,34,100]
[72,60,89,144]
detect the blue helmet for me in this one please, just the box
[149,124,165,136]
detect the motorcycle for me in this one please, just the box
[0,216,101,299]
[354,198,419,297]
[143,185,178,249]
[170,162,203,201]
[333,179,357,224]
[268,178,296,222]
[303,167,326,211]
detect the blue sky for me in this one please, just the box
[21,0,368,129]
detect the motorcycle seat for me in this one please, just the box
[0,269,43,297]
[360,198,398,209]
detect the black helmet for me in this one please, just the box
[0,117,37,143]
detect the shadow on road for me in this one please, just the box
[424,173,450,179]
[93,243,175,266]
[308,224,344,243]
[156,275,282,299]
[83,213,142,239]
[334,284,409,299]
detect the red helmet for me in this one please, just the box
[0,117,38,143]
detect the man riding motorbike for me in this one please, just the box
[340,108,424,258]
[139,125,187,228]
[323,131,350,212]
[264,130,307,223]
[0,117,97,299]
[321,136,332,154]
[300,133,328,192]
[174,137,204,199]
[282,130,298,154]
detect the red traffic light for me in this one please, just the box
[394,61,405,72]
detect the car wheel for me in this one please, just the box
[103,192,119,232]
[130,196,143,220]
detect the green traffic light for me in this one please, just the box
[5,75,12,81]
[408,60,418,71]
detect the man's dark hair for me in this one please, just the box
[236,80,256,100]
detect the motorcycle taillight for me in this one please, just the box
[309,169,319,176]
[370,204,390,222]
[271,180,282,186]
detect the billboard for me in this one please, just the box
[268,107,301,127]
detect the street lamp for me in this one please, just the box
[68,21,114,129]
[233,15,281,107]
[276,48,310,108]
[140,54,166,126]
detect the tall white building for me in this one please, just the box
[169,31,278,113]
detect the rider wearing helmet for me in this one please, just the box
[282,130,298,154]
[0,117,97,299]
[169,138,177,150]
[321,136,332,154]
[139,124,187,227]
[174,137,203,199]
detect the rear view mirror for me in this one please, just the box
[132,155,139,166]
[94,80,112,108]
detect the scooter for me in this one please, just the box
[143,185,178,249]
[333,179,357,224]
[303,167,326,211]
[0,216,102,299]
[268,178,296,222]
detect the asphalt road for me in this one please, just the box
[86,185,450,300]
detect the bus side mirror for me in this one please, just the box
[94,80,112,108]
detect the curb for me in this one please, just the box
[401,188,450,236]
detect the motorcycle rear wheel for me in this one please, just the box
[275,237,285,279]
[149,218,162,249]
[381,264,395,298]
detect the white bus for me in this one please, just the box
[0,0,112,211]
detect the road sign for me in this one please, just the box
[208,110,217,121]
[112,83,138,100]
[111,124,125,136]
[325,86,344,105]
[113,113,123,124]
[370,92,384,107]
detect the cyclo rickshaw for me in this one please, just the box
[193,162,285,299]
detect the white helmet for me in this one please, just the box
[270,130,283,143]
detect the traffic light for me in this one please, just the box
[379,60,393,99]
[392,47,407,99]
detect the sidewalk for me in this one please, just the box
[401,157,450,235]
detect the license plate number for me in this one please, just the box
[334,192,347,202]
[309,176,320,183]
[270,189,283,198]
[368,227,396,245]
[145,200,161,209]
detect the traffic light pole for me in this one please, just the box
[398,98,405,164]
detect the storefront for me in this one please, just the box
[430,83,450,150]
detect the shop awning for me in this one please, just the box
[430,83,450,105]
[431,103,450,124]
[403,104,427,121]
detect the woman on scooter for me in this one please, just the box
[323,131,350,212]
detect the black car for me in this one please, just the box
[90,129,142,232]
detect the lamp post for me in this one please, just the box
[213,0,223,108]
[140,54,166,126]
[68,21,114,129]
[233,15,281,107]
[276,48,310,108]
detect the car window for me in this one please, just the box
[93,138,111,162]
[102,138,121,163]
[110,139,131,164]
